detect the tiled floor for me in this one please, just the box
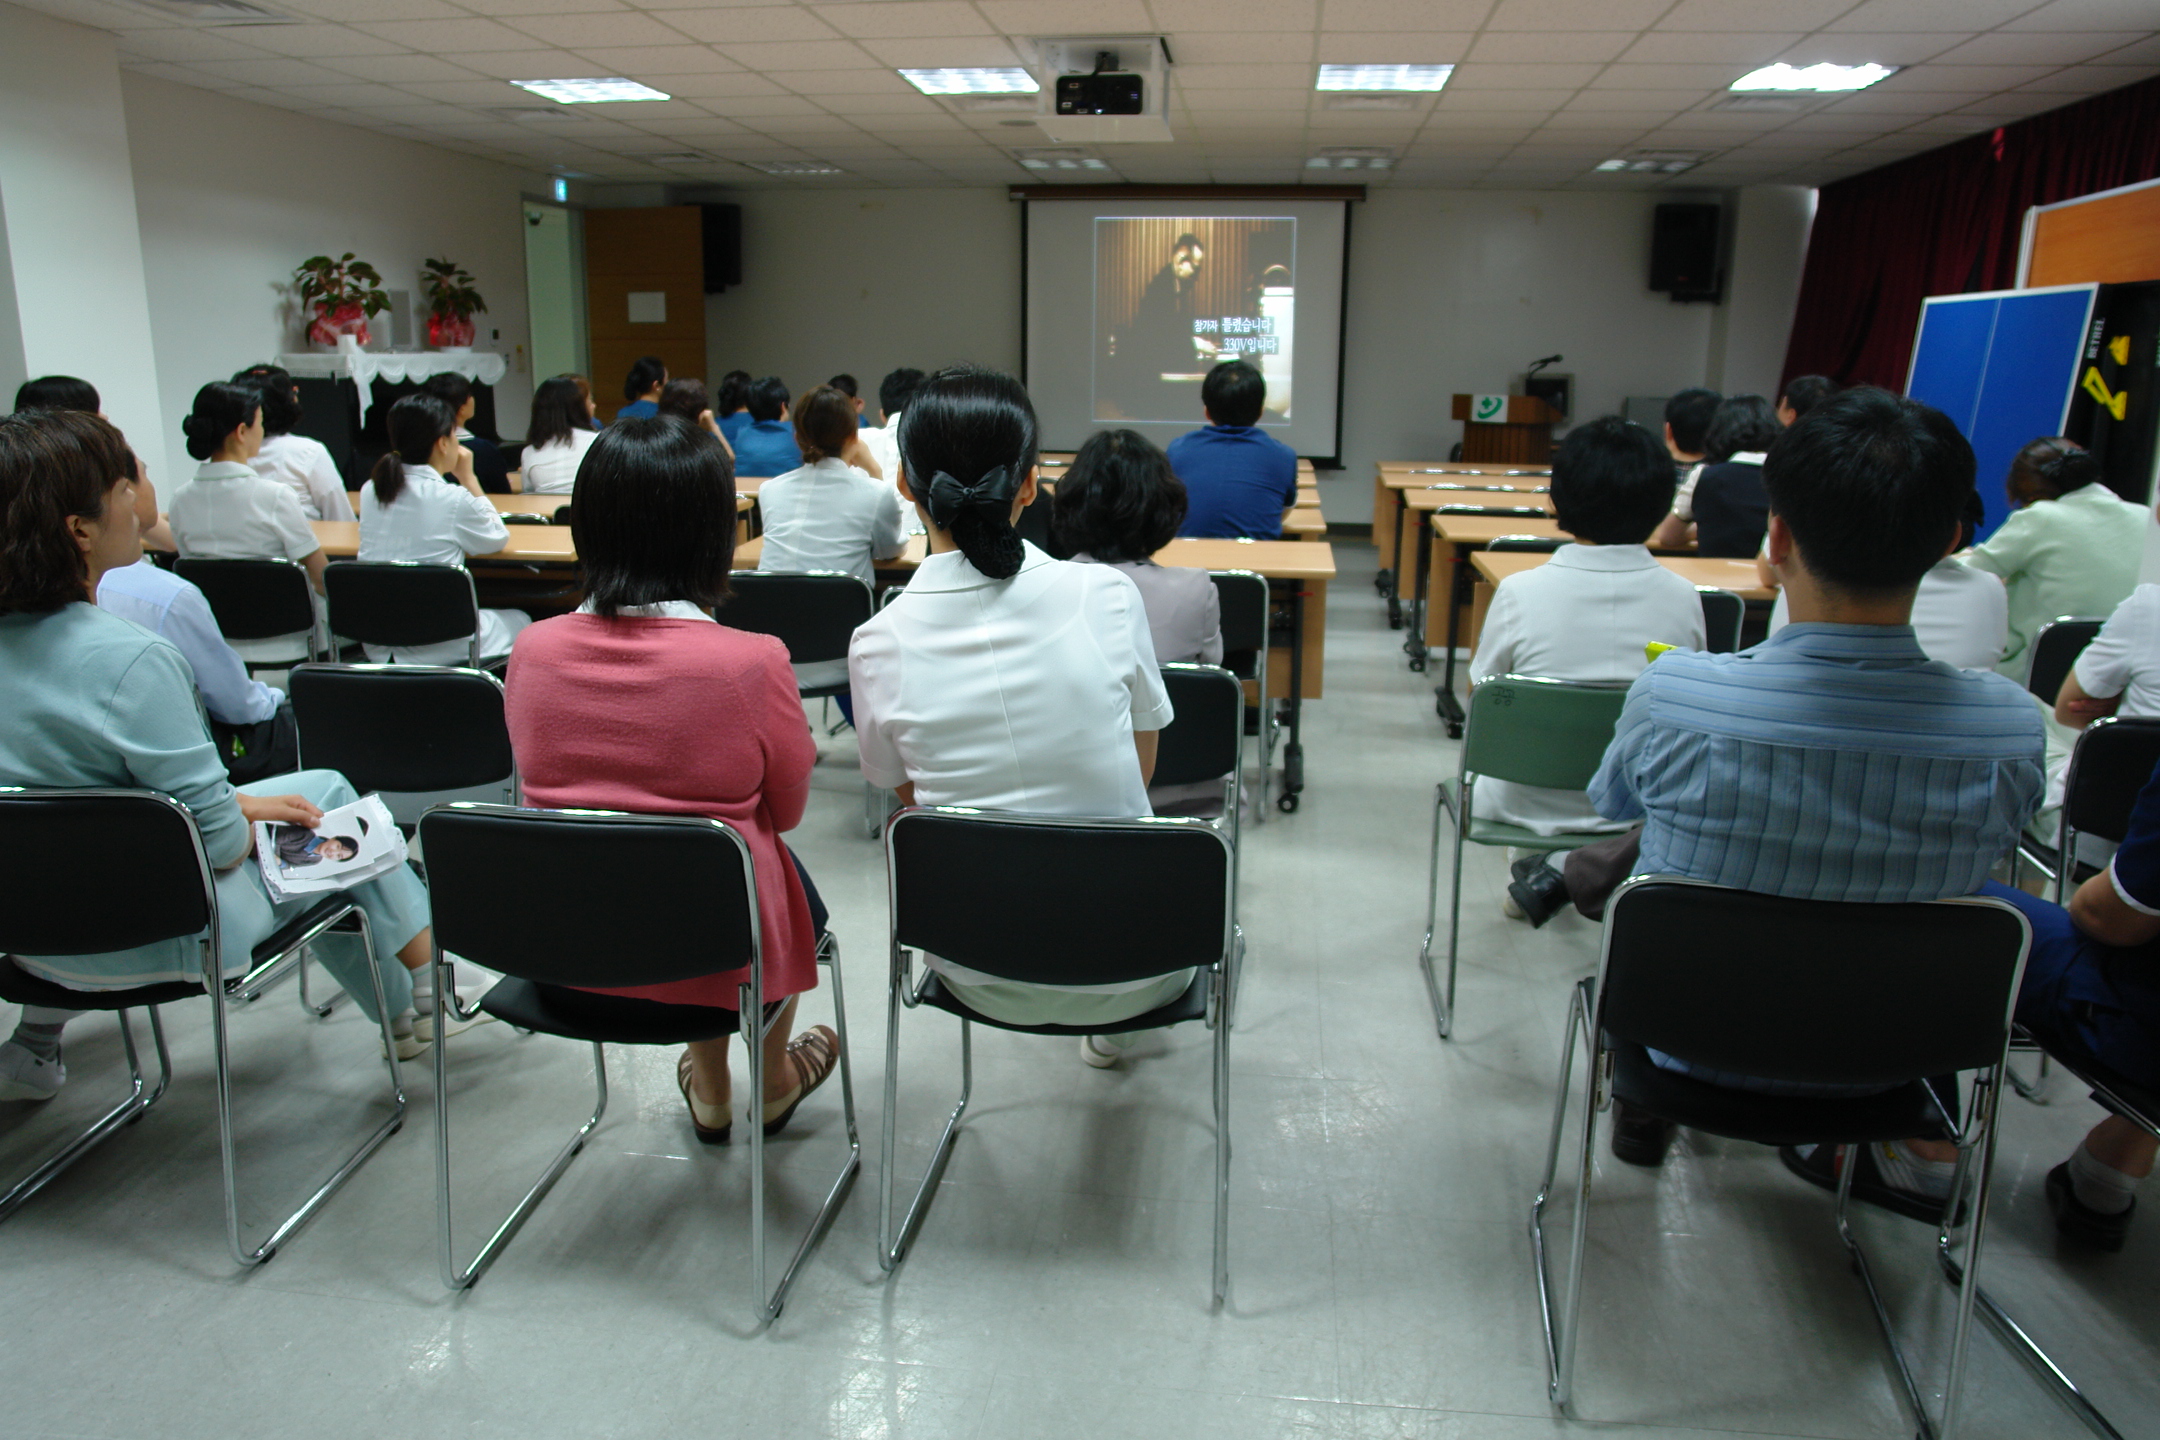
[3,541,2154,1439]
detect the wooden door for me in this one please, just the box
[583,206,706,423]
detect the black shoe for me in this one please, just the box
[2047,1161,2133,1252]
[1779,1142,1964,1225]
[1507,854,1569,929]
[1609,1101,1676,1167]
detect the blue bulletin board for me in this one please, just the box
[1905,284,2097,541]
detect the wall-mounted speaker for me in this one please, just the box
[1650,203,1720,302]
[700,204,742,293]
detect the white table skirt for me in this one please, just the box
[280,351,509,419]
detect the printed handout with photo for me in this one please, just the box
[255,793,406,902]
[1092,216,1296,426]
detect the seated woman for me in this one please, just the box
[848,367,1178,1067]
[423,372,513,494]
[616,355,666,422]
[0,409,453,1102]
[357,394,530,666]
[234,364,353,520]
[167,380,329,665]
[1684,394,1782,558]
[1964,437,2147,682]
[504,415,838,1145]
[656,377,737,459]
[520,375,600,496]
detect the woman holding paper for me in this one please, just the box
[0,409,465,1104]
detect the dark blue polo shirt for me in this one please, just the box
[1166,425,1299,539]
[732,418,802,478]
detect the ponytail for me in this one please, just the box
[372,393,457,505]
[181,381,260,462]
[896,365,1039,582]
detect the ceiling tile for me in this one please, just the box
[569,45,745,73]
[456,0,635,13]
[659,6,842,42]
[234,22,414,57]
[1175,84,1311,108]
[1316,33,1467,62]
[1171,33,1316,63]
[1434,86,1578,109]
[1166,62,1315,88]
[16,0,161,28]
[1150,0,1317,31]
[1826,0,2036,32]
[1877,63,2064,90]
[1562,87,1711,109]
[1467,32,1633,63]
[2003,0,2160,29]
[633,115,753,133]
[978,0,1153,30]
[1448,62,1603,87]
[350,18,553,52]
[1932,31,2153,65]
[2089,35,2160,62]
[321,54,477,82]
[402,79,533,104]
[856,37,1022,66]
[187,56,355,85]
[1485,0,1672,27]
[649,71,789,96]
[2014,62,2159,89]
[739,113,869,132]
[446,48,590,78]
[1617,32,1800,64]
[813,2,992,38]
[1584,62,1748,87]
[274,0,448,21]
[1775,32,1975,64]
[504,12,695,47]
[817,92,947,113]
[709,39,881,68]
[825,110,969,130]
[1320,0,1493,26]
[117,60,251,90]
[113,28,273,62]
[1656,0,1855,29]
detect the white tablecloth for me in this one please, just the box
[280,351,509,419]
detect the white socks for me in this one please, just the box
[2069,1141,2140,1215]
[1872,1140,1958,1199]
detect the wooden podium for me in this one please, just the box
[1450,394,1562,464]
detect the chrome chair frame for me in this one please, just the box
[875,807,1237,1307]
[1210,570,1273,823]
[426,804,860,1324]
[0,788,405,1262]
[1419,675,1630,1039]
[1526,876,2029,1440]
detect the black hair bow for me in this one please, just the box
[926,464,1016,523]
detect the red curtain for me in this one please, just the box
[1781,75,2160,393]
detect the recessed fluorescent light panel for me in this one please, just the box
[1012,147,1110,171]
[511,77,671,104]
[1308,147,1395,170]
[1316,64,1452,92]
[1730,62,1896,93]
[747,160,845,176]
[1594,150,1704,174]
[901,67,1039,95]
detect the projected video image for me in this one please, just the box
[1093,216,1295,425]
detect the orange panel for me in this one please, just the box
[583,206,708,422]
[2029,183,2160,288]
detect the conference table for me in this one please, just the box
[308,521,1338,812]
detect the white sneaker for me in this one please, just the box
[413,958,501,1016]
[0,1039,66,1101]
[1080,1035,1126,1069]
[386,1010,427,1062]
[1501,892,1525,919]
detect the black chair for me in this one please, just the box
[0,788,405,1260]
[726,569,881,831]
[2017,716,2160,904]
[324,560,483,669]
[1210,570,1273,821]
[1011,485,1071,559]
[1486,535,1563,554]
[2025,616,2104,706]
[877,807,1238,1305]
[1697,587,1744,654]
[174,557,323,670]
[501,512,549,526]
[418,802,858,1322]
[1529,876,2029,1440]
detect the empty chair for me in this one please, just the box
[1152,663,1245,827]
[1419,677,1629,1039]
[324,560,483,668]
[1210,569,1273,819]
[174,556,324,670]
[723,570,879,830]
[1529,876,2029,1439]
[418,802,857,1321]
[1697,587,1744,654]
[0,788,405,1259]
[2024,616,2104,706]
[877,806,1237,1304]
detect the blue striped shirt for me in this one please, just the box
[1591,624,2045,902]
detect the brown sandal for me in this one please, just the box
[760,1025,839,1137]
[677,1052,731,1146]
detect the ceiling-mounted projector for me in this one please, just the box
[1032,37,1173,144]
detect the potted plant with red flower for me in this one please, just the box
[421,256,487,351]
[294,252,390,348]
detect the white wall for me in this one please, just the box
[0,2,163,465]
[1710,185,1817,400]
[697,188,1021,401]
[121,72,548,480]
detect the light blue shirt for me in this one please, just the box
[1592,623,2045,902]
[97,558,281,725]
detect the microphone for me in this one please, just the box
[1526,354,1563,376]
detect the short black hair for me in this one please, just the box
[13,376,99,414]
[574,415,736,617]
[748,375,790,422]
[879,367,925,416]
[624,355,668,402]
[1052,429,1186,563]
[1175,231,1202,252]
[423,371,474,413]
[1549,417,1676,545]
[1201,360,1265,428]
[826,373,858,398]
[181,381,262,462]
[657,378,709,425]
[1702,394,1781,464]
[715,370,751,415]
[1778,375,1836,421]
[1763,386,1974,596]
[233,364,302,435]
[1664,388,1720,455]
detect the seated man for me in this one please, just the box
[1510,386,2045,1174]
[1647,386,1720,550]
[1166,360,1298,540]
[731,375,803,478]
[1776,374,1837,428]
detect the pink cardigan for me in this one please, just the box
[505,614,820,1008]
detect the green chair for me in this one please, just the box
[1419,675,1631,1039]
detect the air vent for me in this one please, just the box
[646,152,713,164]
[128,0,298,24]
[1320,93,1418,112]
[1710,94,1814,113]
